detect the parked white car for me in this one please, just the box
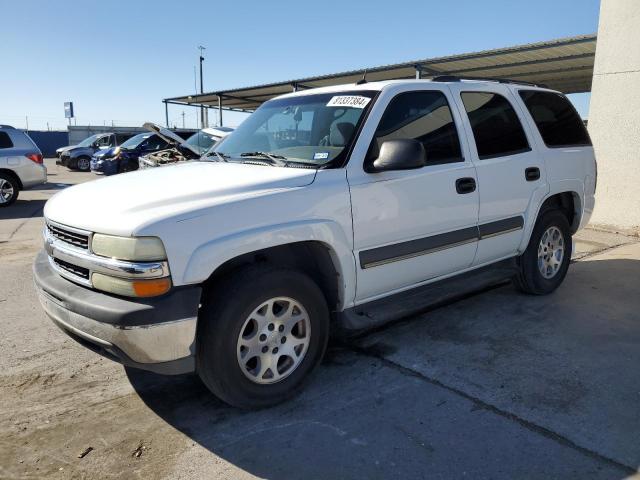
[138,124,234,168]
[34,78,596,408]
[0,125,46,207]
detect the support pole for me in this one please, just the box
[198,46,206,128]
[164,101,169,127]
[218,96,223,126]
[415,65,422,79]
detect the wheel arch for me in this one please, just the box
[181,220,356,312]
[538,191,581,233]
[520,187,583,252]
[0,168,23,189]
[201,241,344,314]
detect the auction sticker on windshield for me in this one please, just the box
[326,96,371,108]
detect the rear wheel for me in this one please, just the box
[514,209,572,295]
[197,266,330,409]
[0,172,19,207]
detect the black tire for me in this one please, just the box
[0,172,20,207]
[75,156,91,172]
[197,265,330,409]
[514,209,572,295]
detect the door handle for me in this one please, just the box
[525,167,540,181]
[456,177,476,194]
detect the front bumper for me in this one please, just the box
[33,250,202,375]
[90,158,118,175]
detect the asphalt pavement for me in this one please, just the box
[1,159,639,479]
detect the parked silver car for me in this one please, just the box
[0,125,46,207]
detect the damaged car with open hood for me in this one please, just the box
[138,123,234,169]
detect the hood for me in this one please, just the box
[44,161,317,236]
[56,145,77,154]
[143,122,200,157]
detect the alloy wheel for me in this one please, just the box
[537,226,565,279]
[236,297,311,384]
[0,178,15,204]
[77,158,90,171]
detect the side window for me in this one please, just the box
[519,90,591,147]
[0,132,14,149]
[96,136,111,147]
[372,91,463,165]
[142,136,168,150]
[461,92,530,160]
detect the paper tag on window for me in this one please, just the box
[313,152,329,160]
[326,96,371,108]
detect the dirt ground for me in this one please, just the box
[1,160,639,479]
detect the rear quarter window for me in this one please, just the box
[518,90,591,148]
[0,132,14,149]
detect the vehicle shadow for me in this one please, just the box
[0,183,73,221]
[125,255,640,479]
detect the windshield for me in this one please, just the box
[120,133,152,150]
[185,130,219,155]
[77,134,102,147]
[214,91,376,167]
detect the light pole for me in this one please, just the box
[198,45,206,127]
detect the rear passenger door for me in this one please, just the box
[450,85,548,266]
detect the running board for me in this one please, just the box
[335,259,517,335]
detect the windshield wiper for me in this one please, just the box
[206,150,229,162]
[239,151,288,167]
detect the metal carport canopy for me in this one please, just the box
[164,34,596,113]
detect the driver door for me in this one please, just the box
[348,88,480,302]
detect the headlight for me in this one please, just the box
[92,273,171,298]
[91,234,167,261]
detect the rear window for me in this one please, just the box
[0,132,14,149]
[519,90,591,148]
[460,92,530,160]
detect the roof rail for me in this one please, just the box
[431,75,548,88]
[0,124,16,129]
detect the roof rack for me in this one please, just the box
[0,125,16,129]
[431,75,548,88]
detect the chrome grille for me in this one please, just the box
[53,258,90,279]
[47,223,89,249]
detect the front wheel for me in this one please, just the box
[76,157,91,172]
[197,266,330,409]
[514,209,572,295]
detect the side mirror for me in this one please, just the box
[367,139,426,173]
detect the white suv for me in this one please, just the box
[34,78,596,408]
[0,125,47,207]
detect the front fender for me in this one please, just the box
[181,219,356,310]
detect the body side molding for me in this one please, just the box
[359,216,524,269]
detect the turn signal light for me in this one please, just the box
[132,278,172,297]
[92,273,171,298]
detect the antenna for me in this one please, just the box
[356,69,368,85]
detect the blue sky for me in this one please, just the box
[1,0,600,130]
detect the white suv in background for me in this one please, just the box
[0,125,46,207]
[35,78,596,408]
